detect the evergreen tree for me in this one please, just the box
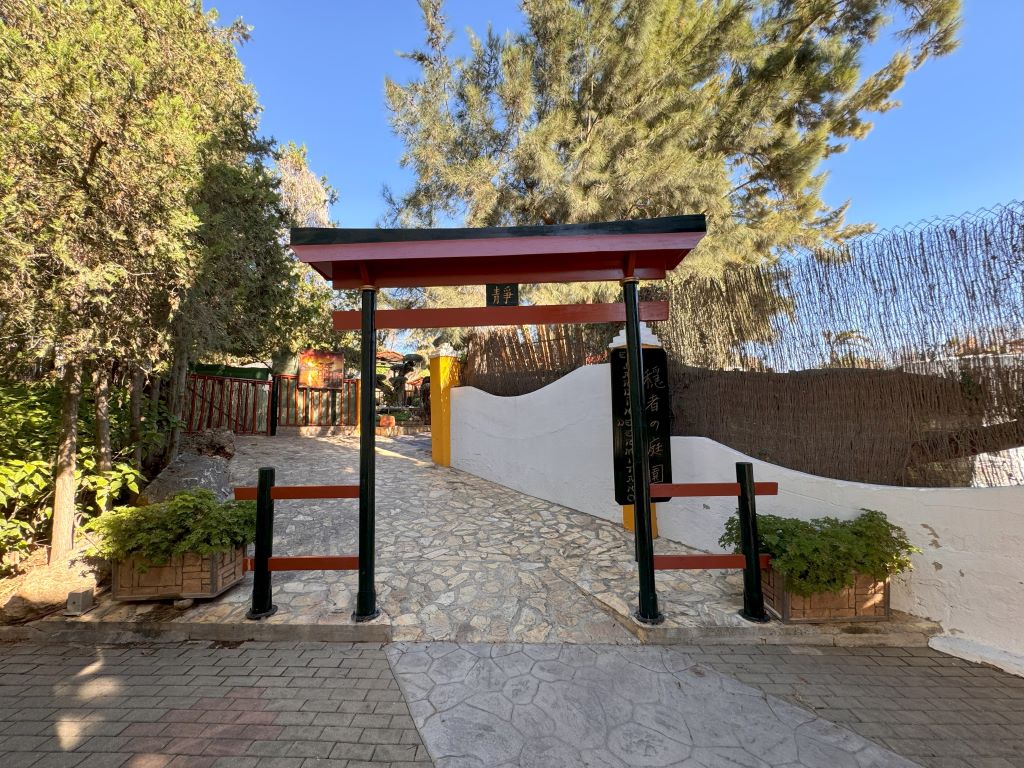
[384,0,961,354]
[0,1,343,557]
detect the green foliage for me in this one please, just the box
[384,0,961,352]
[75,457,142,516]
[0,2,340,559]
[85,490,256,569]
[719,509,919,597]
[0,378,147,573]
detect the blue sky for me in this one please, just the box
[210,1,1023,231]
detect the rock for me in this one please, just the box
[173,598,195,609]
[182,428,235,459]
[139,452,231,503]
[0,549,98,625]
[64,588,94,616]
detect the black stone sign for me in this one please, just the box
[611,347,672,505]
[485,283,519,307]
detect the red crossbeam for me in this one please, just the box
[650,482,779,497]
[654,554,771,571]
[332,301,669,330]
[234,485,359,501]
[243,555,359,572]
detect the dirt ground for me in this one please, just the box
[0,544,100,624]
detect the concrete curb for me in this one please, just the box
[0,613,392,645]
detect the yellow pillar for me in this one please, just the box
[354,379,360,430]
[623,504,659,539]
[429,354,460,466]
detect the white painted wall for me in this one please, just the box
[451,365,621,526]
[450,364,1024,667]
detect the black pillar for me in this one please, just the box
[737,462,768,623]
[246,466,277,620]
[354,287,380,621]
[622,278,663,625]
[269,377,279,436]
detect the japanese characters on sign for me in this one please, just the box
[610,347,673,505]
[485,283,519,307]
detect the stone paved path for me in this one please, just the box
[221,434,711,643]
[386,641,918,768]
[4,640,1024,768]
[72,434,936,646]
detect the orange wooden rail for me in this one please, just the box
[234,485,360,501]
[332,301,670,330]
[654,554,771,571]
[650,482,779,498]
[243,555,359,572]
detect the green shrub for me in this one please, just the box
[85,489,256,569]
[719,509,919,598]
[0,378,154,574]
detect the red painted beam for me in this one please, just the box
[327,258,670,289]
[243,555,359,572]
[234,485,360,501]
[650,482,779,498]
[653,554,771,570]
[333,301,669,330]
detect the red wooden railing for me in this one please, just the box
[275,374,358,428]
[185,374,271,435]
[185,373,358,435]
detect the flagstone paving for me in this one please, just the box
[223,434,650,643]
[218,433,794,641]
[66,434,935,646]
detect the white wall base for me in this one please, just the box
[450,364,1024,664]
[930,635,1024,678]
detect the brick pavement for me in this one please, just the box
[0,640,432,768]
[696,644,1024,768]
[2,639,1023,767]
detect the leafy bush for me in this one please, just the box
[719,509,919,598]
[0,378,153,574]
[85,489,256,568]
[0,459,51,574]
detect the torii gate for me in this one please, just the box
[289,215,706,625]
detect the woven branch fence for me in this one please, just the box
[461,202,1024,487]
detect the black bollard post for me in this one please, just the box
[736,462,768,623]
[246,467,278,620]
[269,377,280,436]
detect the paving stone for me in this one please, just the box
[388,642,929,768]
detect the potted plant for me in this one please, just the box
[720,509,919,623]
[86,489,255,601]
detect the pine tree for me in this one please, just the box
[383,0,961,353]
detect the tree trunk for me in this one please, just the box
[130,366,144,469]
[94,362,112,474]
[143,374,162,471]
[50,362,83,563]
[164,344,189,462]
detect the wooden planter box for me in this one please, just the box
[112,547,245,601]
[762,567,890,623]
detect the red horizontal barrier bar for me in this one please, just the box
[650,482,779,497]
[332,301,669,330]
[234,485,360,501]
[243,555,359,572]
[654,554,771,570]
